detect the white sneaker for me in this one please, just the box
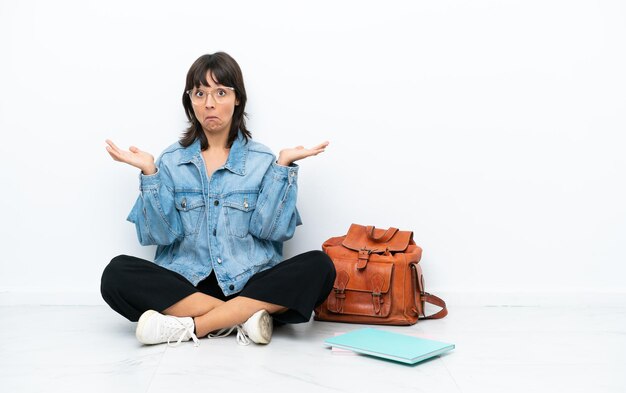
[136,310,199,347]
[208,309,273,345]
[240,309,273,344]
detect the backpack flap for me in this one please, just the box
[342,224,413,254]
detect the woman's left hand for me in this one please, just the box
[277,141,329,166]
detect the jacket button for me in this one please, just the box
[229,284,235,290]
[181,198,187,209]
[214,200,219,206]
[217,258,222,264]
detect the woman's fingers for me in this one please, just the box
[105,139,133,164]
[105,140,125,160]
[312,141,330,150]
[308,141,329,156]
[292,142,328,160]
[105,139,122,154]
[301,142,329,155]
[105,147,124,162]
[107,152,121,162]
[105,145,121,160]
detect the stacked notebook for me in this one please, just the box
[325,328,454,364]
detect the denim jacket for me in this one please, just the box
[126,132,301,296]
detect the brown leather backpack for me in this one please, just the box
[314,224,448,325]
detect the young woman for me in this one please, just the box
[101,52,336,347]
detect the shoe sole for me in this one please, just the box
[136,309,158,344]
[249,310,273,344]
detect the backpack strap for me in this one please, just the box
[411,263,448,319]
[421,292,448,320]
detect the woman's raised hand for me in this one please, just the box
[105,139,157,175]
[277,141,329,167]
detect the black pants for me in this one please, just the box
[100,250,336,324]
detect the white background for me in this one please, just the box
[1,0,624,304]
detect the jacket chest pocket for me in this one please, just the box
[223,192,258,238]
[175,192,206,235]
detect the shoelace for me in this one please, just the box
[165,317,200,348]
[208,325,251,346]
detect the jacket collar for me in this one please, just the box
[178,132,247,176]
[223,133,247,176]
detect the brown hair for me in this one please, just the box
[180,52,251,149]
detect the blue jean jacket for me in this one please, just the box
[126,133,301,296]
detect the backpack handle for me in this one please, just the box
[366,226,399,243]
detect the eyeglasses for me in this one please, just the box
[186,86,235,105]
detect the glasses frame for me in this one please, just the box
[186,86,236,105]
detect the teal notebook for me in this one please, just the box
[325,328,454,364]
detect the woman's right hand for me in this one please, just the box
[105,139,157,175]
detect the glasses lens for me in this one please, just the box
[189,87,234,105]
[188,90,202,105]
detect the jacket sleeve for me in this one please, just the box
[249,161,302,242]
[126,159,184,246]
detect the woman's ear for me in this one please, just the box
[235,99,240,106]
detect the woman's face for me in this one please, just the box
[190,70,239,137]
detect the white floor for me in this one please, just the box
[1,303,625,393]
